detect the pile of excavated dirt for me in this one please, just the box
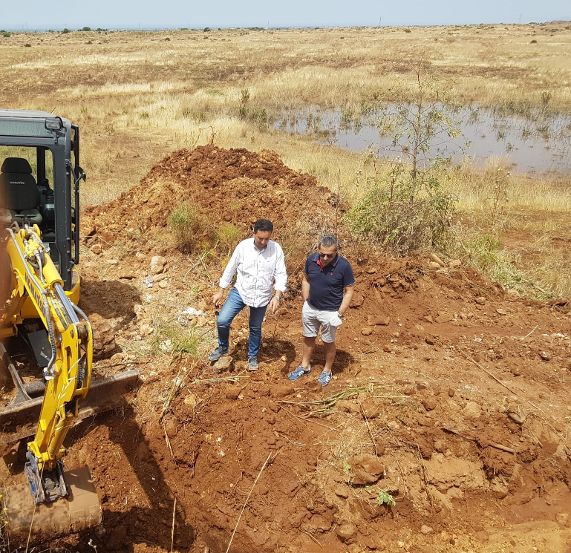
[84,145,336,250]
[6,146,570,552]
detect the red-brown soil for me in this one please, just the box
[3,145,571,552]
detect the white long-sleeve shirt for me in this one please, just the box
[219,238,287,307]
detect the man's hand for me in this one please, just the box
[212,290,224,308]
[330,312,343,327]
[269,295,280,314]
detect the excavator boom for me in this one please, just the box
[1,225,103,539]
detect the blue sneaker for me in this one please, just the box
[317,370,332,387]
[208,346,228,363]
[288,365,311,381]
[248,357,259,371]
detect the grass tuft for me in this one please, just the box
[168,203,214,253]
[153,323,200,355]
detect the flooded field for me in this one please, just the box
[276,104,571,174]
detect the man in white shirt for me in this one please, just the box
[209,219,287,370]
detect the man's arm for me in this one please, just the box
[338,261,355,316]
[213,243,240,307]
[301,273,310,302]
[268,245,287,313]
[337,285,354,317]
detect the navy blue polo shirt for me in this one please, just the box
[305,253,355,311]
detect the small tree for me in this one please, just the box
[378,70,461,182]
[347,70,459,254]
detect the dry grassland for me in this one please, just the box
[0,24,569,296]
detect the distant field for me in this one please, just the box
[0,24,569,296]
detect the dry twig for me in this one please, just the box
[225,452,274,553]
[359,402,378,456]
[301,529,323,547]
[170,497,177,553]
[164,426,175,460]
[192,374,249,386]
[442,426,516,454]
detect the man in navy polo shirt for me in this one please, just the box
[288,235,355,386]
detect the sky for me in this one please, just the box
[2,0,569,30]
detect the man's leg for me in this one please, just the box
[211,288,245,360]
[288,302,318,380]
[322,340,336,374]
[317,315,338,386]
[301,336,316,369]
[247,303,268,362]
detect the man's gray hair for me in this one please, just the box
[318,234,339,249]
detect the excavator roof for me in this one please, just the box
[0,108,53,117]
[0,109,72,140]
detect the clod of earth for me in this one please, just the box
[349,453,386,485]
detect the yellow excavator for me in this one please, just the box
[0,109,137,543]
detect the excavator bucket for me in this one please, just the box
[1,343,137,544]
[3,465,102,543]
[0,341,139,456]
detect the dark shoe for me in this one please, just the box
[288,365,311,381]
[208,346,228,363]
[317,370,332,387]
[248,357,259,371]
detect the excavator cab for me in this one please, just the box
[0,110,81,293]
[0,110,137,544]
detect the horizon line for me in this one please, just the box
[1,18,570,33]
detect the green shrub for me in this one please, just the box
[238,88,250,119]
[168,203,211,252]
[154,323,199,355]
[215,222,242,253]
[376,490,396,507]
[346,163,455,255]
[460,233,530,294]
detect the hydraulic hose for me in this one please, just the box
[43,301,57,380]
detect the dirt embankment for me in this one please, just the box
[28,145,571,552]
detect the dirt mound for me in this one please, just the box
[33,145,570,552]
[84,145,336,248]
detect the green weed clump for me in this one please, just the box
[347,163,455,255]
[215,222,242,253]
[376,489,396,507]
[237,88,269,129]
[154,323,199,355]
[459,233,532,295]
[168,203,212,253]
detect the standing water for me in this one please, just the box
[275,104,571,174]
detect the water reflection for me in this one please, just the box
[276,104,571,174]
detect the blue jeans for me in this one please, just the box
[217,287,268,359]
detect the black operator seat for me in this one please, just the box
[0,157,43,226]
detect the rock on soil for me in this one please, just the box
[349,453,386,485]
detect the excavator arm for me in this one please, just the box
[3,223,93,503]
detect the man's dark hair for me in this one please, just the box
[318,234,339,249]
[253,219,273,233]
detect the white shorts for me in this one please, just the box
[302,301,342,344]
